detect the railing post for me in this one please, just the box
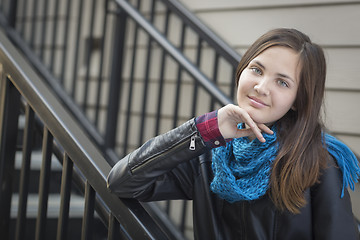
[0,73,21,239]
[15,104,35,240]
[104,6,127,150]
[108,215,120,240]
[56,153,73,240]
[82,181,96,240]
[35,127,53,240]
[7,0,18,28]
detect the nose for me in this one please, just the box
[254,79,270,96]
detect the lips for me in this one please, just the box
[248,96,269,108]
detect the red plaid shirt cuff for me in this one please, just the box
[195,110,228,148]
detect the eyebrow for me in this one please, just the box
[252,60,296,83]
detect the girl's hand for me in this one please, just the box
[217,104,273,142]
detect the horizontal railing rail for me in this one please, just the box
[0,30,170,239]
[115,0,233,106]
[159,0,241,66]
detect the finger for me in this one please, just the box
[250,125,266,142]
[258,123,273,135]
[242,121,265,142]
[234,128,253,138]
[238,115,265,141]
[229,105,268,142]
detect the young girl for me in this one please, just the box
[107,28,360,239]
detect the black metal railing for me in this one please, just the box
[0,0,242,238]
[0,0,239,157]
[0,30,171,239]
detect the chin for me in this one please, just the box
[249,114,276,126]
[250,116,267,124]
[246,111,265,123]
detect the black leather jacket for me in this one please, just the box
[107,119,359,240]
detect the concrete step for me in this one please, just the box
[11,193,85,218]
[13,151,67,194]
[9,193,107,240]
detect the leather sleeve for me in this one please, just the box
[107,118,208,201]
[311,158,359,240]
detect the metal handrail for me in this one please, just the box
[160,0,241,66]
[0,30,169,239]
[0,0,239,238]
[115,0,233,106]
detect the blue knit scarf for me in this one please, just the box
[210,126,360,202]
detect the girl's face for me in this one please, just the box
[237,46,301,125]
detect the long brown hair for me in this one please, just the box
[235,28,328,213]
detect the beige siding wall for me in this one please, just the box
[180,0,360,155]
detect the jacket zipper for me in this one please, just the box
[189,135,196,151]
[131,133,198,173]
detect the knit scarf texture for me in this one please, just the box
[210,126,360,203]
